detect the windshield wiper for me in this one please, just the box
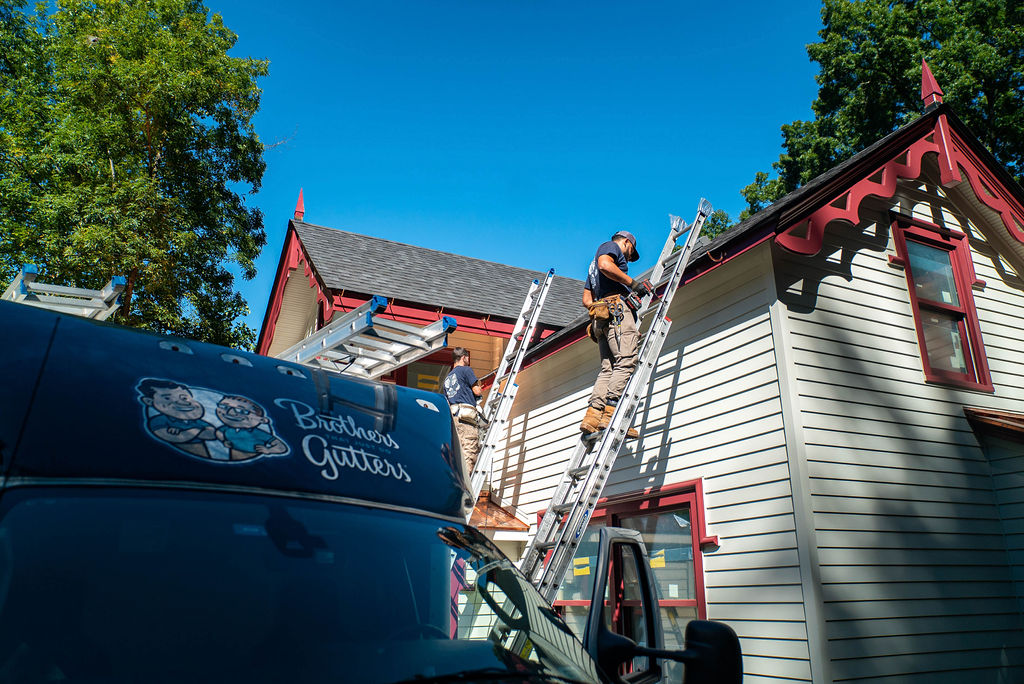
[388,667,590,684]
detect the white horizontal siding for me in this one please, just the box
[985,435,1024,619]
[775,186,1024,682]
[497,244,812,682]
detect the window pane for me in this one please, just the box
[407,361,450,392]
[906,239,959,307]
[617,510,696,601]
[921,310,969,375]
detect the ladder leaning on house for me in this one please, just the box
[274,295,458,380]
[2,265,126,320]
[519,199,713,604]
[466,269,556,515]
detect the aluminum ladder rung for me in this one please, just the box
[550,501,575,516]
[334,334,408,355]
[520,199,713,604]
[568,466,591,480]
[320,345,395,364]
[370,316,441,338]
[493,371,514,386]
[359,326,433,351]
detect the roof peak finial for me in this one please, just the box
[921,59,944,107]
[294,188,305,222]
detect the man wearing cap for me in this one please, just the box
[444,347,483,476]
[579,230,648,437]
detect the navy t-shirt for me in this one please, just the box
[587,240,630,299]
[444,365,478,405]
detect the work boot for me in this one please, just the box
[599,404,639,439]
[579,406,603,434]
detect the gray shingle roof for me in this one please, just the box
[292,221,584,328]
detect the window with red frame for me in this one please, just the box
[551,484,710,681]
[890,213,992,391]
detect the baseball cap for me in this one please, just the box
[612,230,640,262]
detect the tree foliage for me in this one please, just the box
[0,0,268,347]
[741,0,1024,219]
[702,209,734,239]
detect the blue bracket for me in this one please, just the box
[19,264,39,295]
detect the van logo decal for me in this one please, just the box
[274,398,412,484]
[136,378,290,463]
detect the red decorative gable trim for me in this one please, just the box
[776,117,1024,257]
[920,59,944,107]
[256,226,327,355]
[948,131,1024,245]
[293,188,305,221]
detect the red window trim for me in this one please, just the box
[889,212,993,392]
[545,479,715,621]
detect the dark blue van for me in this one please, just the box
[0,300,739,684]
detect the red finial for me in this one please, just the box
[293,188,305,221]
[921,59,943,107]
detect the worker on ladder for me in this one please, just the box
[579,230,650,438]
[443,347,483,475]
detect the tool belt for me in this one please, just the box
[587,295,625,343]
[451,403,482,426]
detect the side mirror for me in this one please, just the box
[583,527,742,684]
[673,620,742,684]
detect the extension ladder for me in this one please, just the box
[466,269,556,515]
[3,265,125,320]
[276,295,457,379]
[521,199,713,603]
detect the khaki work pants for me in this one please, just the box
[588,305,639,410]
[453,409,481,476]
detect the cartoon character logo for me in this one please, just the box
[137,378,289,463]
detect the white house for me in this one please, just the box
[488,69,1024,682]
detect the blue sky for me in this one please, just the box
[208,1,825,333]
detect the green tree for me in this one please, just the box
[702,208,735,239]
[0,0,268,347]
[742,0,1024,216]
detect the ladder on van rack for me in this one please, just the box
[521,199,713,604]
[275,295,457,379]
[466,269,556,515]
[2,265,126,320]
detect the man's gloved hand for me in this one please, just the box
[629,278,653,296]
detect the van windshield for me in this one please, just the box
[0,487,598,684]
